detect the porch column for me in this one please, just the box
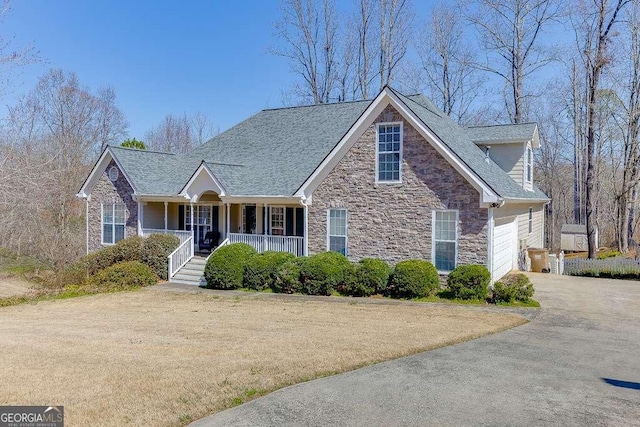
[225,203,230,239]
[164,201,168,232]
[137,200,143,236]
[190,202,195,250]
[263,204,268,252]
[303,203,309,256]
[263,204,267,235]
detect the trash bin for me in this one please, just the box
[528,248,549,273]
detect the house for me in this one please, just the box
[77,86,548,285]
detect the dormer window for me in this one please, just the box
[526,146,533,182]
[376,123,402,183]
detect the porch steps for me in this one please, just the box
[170,256,207,286]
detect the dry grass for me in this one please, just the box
[0,288,526,426]
[0,276,34,298]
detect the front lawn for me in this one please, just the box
[0,287,527,426]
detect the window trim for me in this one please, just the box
[431,209,459,273]
[101,202,126,245]
[270,206,286,236]
[375,121,403,184]
[326,208,348,255]
[525,145,533,183]
[528,207,533,234]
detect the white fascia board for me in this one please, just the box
[76,147,137,198]
[501,197,550,205]
[179,162,226,199]
[220,195,304,205]
[531,125,540,149]
[294,89,391,199]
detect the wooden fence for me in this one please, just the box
[563,257,640,275]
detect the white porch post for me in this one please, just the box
[190,202,195,251]
[303,203,309,256]
[263,204,268,252]
[164,201,168,232]
[225,203,230,239]
[137,200,143,236]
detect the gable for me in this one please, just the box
[77,148,137,198]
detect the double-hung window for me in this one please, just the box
[270,207,285,235]
[102,203,125,244]
[377,123,402,182]
[433,210,457,271]
[327,209,347,255]
[526,146,533,183]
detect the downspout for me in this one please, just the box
[299,197,309,256]
[85,197,90,255]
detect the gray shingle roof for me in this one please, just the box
[561,224,587,234]
[466,123,538,143]
[107,88,547,202]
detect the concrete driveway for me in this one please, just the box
[193,274,640,426]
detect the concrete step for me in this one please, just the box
[189,258,207,266]
[171,272,205,285]
[176,268,204,277]
[170,277,206,286]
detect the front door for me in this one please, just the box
[185,205,220,249]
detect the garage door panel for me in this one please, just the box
[493,218,516,281]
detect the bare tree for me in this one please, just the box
[144,112,217,154]
[417,2,485,124]
[353,0,376,99]
[273,0,338,104]
[378,0,413,90]
[572,0,629,258]
[467,0,561,123]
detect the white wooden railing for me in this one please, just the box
[168,236,194,279]
[228,233,304,256]
[206,238,230,261]
[142,229,192,245]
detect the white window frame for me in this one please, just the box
[101,203,126,245]
[526,145,533,183]
[528,207,533,234]
[432,210,459,273]
[375,122,403,184]
[327,208,348,255]
[270,206,285,236]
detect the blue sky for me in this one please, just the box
[4,1,306,138]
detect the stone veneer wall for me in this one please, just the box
[87,160,138,252]
[308,105,488,265]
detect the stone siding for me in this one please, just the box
[308,105,488,266]
[87,160,138,252]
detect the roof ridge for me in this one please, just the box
[110,145,176,155]
[467,122,536,129]
[205,161,246,167]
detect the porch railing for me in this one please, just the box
[228,233,304,256]
[168,236,194,279]
[142,228,192,245]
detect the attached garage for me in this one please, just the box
[492,217,518,281]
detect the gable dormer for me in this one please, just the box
[466,123,539,191]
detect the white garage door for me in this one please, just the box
[493,218,517,281]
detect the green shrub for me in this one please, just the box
[204,243,257,289]
[344,258,391,297]
[83,246,118,275]
[446,264,491,300]
[142,233,180,280]
[492,273,535,303]
[597,249,622,259]
[87,261,158,292]
[300,251,353,295]
[112,236,145,263]
[387,260,439,298]
[272,258,306,294]
[243,251,295,291]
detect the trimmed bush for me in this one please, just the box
[300,251,353,295]
[87,261,158,292]
[142,233,180,280]
[388,260,439,298]
[243,251,296,291]
[272,258,306,294]
[204,243,257,289]
[112,236,145,263]
[492,273,534,303]
[344,258,391,297]
[446,264,490,300]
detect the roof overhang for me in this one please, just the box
[179,162,226,202]
[76,146,137,198]
[294,87,501,205]
[220,195,306,205]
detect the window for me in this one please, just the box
[102,203,125,244]
[270,207,285,235]
[108,166,119,182]
[526,146,533,182]
[528,208,533,234]
[327,209,347,255]
[433,210,457,271]
[377,123,402,182]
